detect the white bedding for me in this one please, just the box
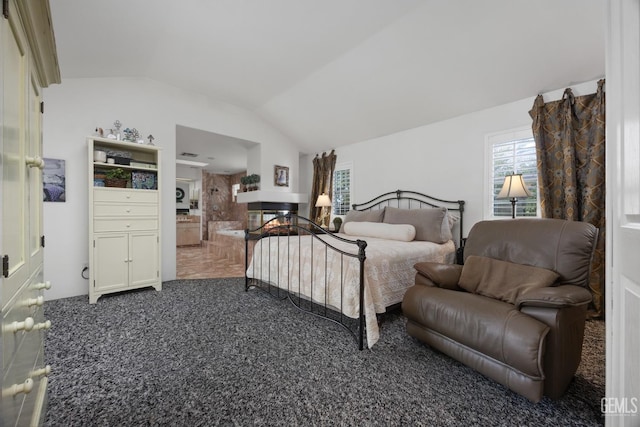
[246,233,456,348]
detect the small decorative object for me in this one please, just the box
[104,168,130,188]
[147,134,155,145]
[95,127,104,137]
[240,176,249,192]
[106,129,117,139]
[113,120,122,140]
[249,174,260,191]
[93,150,107,163]
[123,127,140,143]
[332,217,343,232]
[132,171,157,189]
[274,165,289,187]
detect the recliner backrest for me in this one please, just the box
[463,218,598,287]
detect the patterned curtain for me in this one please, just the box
[529,79,605,318]
[310,150,337,224]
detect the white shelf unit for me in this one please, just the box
[88,137,162,304]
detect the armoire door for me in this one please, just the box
[1,0,29,306]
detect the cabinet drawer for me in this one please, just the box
[94,203,158,217]
[94,218,158,232]
[2,347,48,427]
[94,188,158,203]
[2,273,43,371]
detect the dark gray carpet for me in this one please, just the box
[43,278,605,426]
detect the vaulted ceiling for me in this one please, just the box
[50,0,605,156]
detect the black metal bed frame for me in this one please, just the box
[244,190,465,350]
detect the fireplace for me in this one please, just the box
[247,202,298,231]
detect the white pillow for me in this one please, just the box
[343,221,416,242]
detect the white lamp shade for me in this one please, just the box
[497,174,532,199]
[315,193,332,207]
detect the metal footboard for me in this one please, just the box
[245,214,369,350]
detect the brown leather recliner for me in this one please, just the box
[402,218,598,402]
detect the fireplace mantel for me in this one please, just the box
[236,190,308,204]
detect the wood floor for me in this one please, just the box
[176,241,245,279]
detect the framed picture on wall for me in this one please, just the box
[274,165,289,187]
[43,158,66,202]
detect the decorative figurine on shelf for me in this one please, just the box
[113,120,122,140]
[106,128,117,139]
[147,134,155,145]
[123,127,140,143]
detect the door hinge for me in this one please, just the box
[40,101,44,114]
[2,255,8,278]
[3,0,9,19]
[41,235,45,248]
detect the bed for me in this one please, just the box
[244,190,465,350]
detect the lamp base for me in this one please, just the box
[510,198,517,219]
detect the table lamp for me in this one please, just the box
[497,173,532,218]
[315,193,332,228]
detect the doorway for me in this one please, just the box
[175,125,258,279]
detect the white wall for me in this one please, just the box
[300,79,602,237]
[42,77,299,300]
[43,76,600,300]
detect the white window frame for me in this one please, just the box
[484,126,540,219]
[331,161,353,220]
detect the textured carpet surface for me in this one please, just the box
[43,279,605,426]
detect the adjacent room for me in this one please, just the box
[2,0,638,426]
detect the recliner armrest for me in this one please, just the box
[414,262,463,290]
[515,285,592,309]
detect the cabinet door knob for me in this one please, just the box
[126,209,131,213]
[26,296,44,307]
[2,378,34,398]
[34,281,51,290]
[31,365,52,378]
[4,317,35,333]
[25,156,45,169]
[33,320,52,331]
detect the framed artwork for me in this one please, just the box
[43,158,66,202]
[274,165,289,187]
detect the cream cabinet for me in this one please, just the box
[88,138,162,304]
[1,0,60,425]
[177,221,201,246]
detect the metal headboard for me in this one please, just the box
[351,189,465,250]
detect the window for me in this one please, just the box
[486,128,539,218]
[332,162,352,216]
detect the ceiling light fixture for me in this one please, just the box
[176,159,209,168]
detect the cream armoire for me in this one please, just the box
[1,0,60,425]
